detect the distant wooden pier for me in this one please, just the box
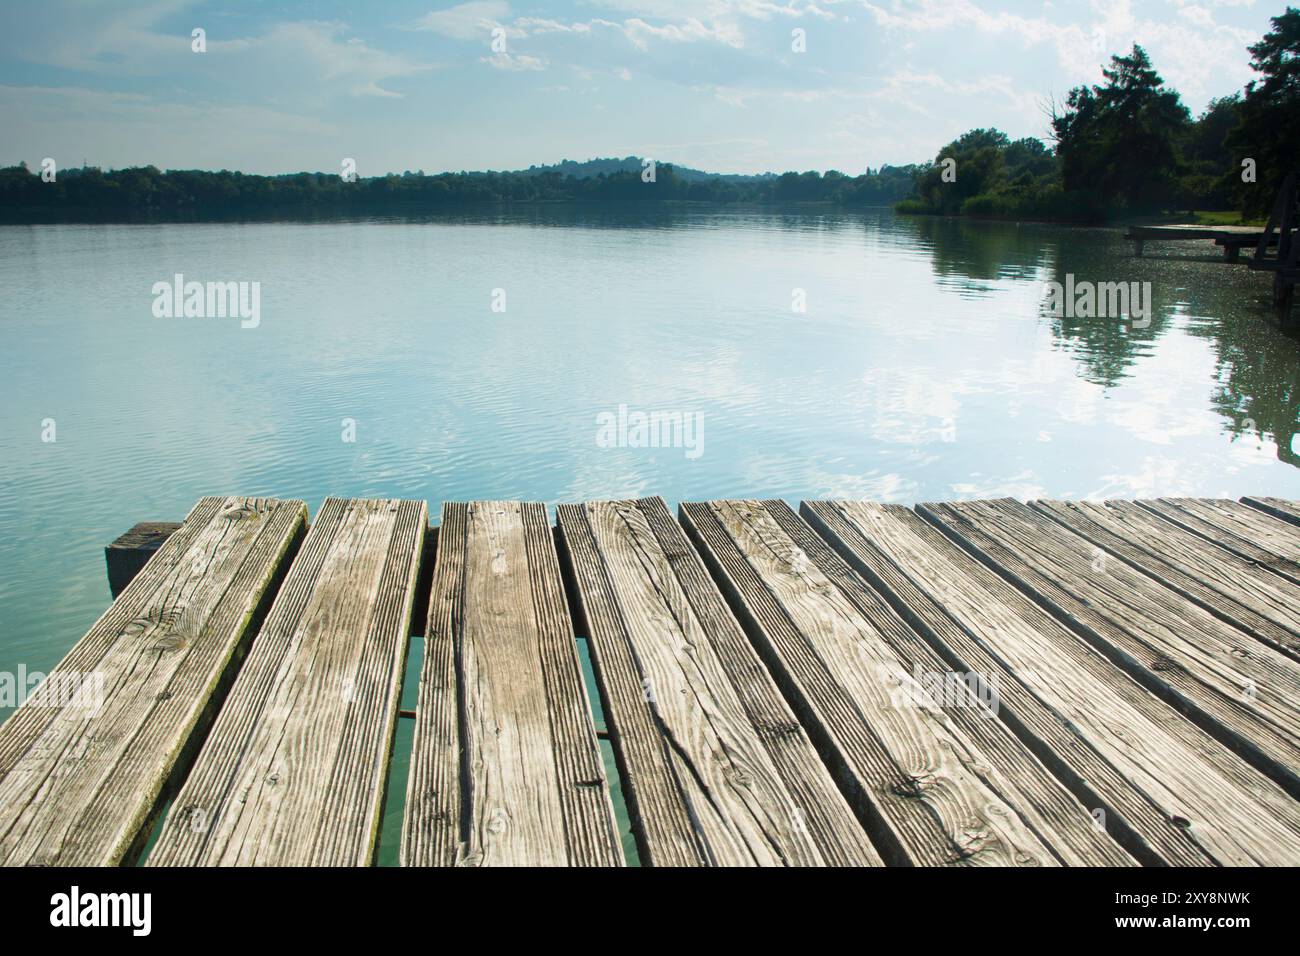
[1125,223,1272,261]
[3,493,1300,866]
[1125,176,1299,324]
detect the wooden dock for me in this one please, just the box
[4,493,1300,866]
[1248,174,1300,319]
[1126,177,1299,324]
[1125,223,1272,261]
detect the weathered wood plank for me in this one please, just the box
[1166,497,1300,559]
[1140,498,1300,586]
[1034,499,1300,660]
[1126,224,1269,241]
[0,496,306,866]
[918,498,1300,799]
[147,498,425,866]
[681,499,1133,867]
[805,500,1300,866]
[1242,496,1300,527]
[404,501,621,867]
[557,497,881,866]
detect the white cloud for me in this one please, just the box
[5,9,430,100]
[514,17,616,35]
[622,17,745,48]
[850,0,1257,95]
[245,22,430,98]
[410,1,510,40]
[7,0,195,75]
[591,0,831,18]
[875,69,1041,115]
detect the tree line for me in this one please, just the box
[0,160,922,218]
[902,7,1299,222]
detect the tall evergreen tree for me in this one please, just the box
[1227,7,1300,217]
[1052,45,1190,213]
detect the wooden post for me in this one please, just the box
[105,521,180,597]
[1274,273,1296,329]
[1134,239,1144,258]
[1225,244,1240,263]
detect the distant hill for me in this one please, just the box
[514,156,776,184]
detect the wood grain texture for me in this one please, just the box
[681,499,1132,867]
[557,497,881,867]
[1034,499,1300,661]
[0,496,306,866]
[147,498,425,866]
[1140,498,1300,586]
[918,498,1300,800]
[1242,496,1300,528]
[403,501,621,867]
[805,500,1300,866]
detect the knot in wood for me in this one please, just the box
[150,634,187,652]
[891,775,930,799]
[724,766,753,788]
[221,503,261,521]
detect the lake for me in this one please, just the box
[2,204,1299,861]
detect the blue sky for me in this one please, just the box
[0,1,1282,175]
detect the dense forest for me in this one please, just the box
[1,8,1295,224]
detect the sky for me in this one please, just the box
[0,0,1284,176]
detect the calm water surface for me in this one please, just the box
[3,205,1299,860]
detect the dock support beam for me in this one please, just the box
[1275,274,1296,330]
[105,521,180,597]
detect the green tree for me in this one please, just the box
[913,128,1010,215]
[1227,7,1300,217]
[1052,45,1191,213]
[1178,95,1242,210]
[1188,95,1242,169]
